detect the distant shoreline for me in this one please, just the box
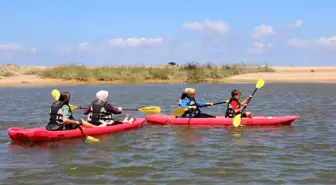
[1,65,336,87]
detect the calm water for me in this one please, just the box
[0,83,335,185]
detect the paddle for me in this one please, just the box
[232,78,265,127]
[51,89,77,110]
[78,106,161,115]
[77,120,100,143]
[51,89,99,143]
[173,100,229,117]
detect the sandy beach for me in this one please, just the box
[1,65,336,87]
[225,66,336,83]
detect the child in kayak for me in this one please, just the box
[83,90,135,127]
[224,89,253,118]
[179,88,215,118]
[46,92,97,131]
[178,88,188,106]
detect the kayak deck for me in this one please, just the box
[146,114,299,126]
[8,118,145,143]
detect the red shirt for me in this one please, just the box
[231,101,239,111]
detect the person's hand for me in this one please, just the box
[77,119,83,125]
[207,102,214,106]
[117,107,122,111]
[189,106,197,109]
[242,104,247,108]
[248,95,253,99]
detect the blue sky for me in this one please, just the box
[0,0,335,66]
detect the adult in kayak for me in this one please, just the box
[178,88,215,118]
[46,92,97,131]
[224,89,253,118]
[83,90,135,127]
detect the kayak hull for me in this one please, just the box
[8,118,145,143]
[145,114,299,126]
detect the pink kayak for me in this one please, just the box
[145,114,299,126]
[8,118,145,143]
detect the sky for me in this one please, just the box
[0,0,335,66]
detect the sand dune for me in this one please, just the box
[1,65,336,87]
[225,66,336,83]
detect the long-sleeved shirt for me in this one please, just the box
[179,97,206,108]
[83,102,122,115]
[179,97,207,118]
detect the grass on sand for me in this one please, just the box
[35,62,275,84]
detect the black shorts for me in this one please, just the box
[88,120,123,126]
[226,112,247,118]
[241,112,247,118]
[195,113,216,118]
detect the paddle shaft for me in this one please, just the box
[199,101,227,108]
[77,124,88,141]
[78,107,137,111]
[122,108,139,111]
[240,88,258,114]
[213,101,228,106]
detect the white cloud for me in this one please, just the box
[109,37,163,47]
[182,19,229,34]
[286,38,309,47]
[78,42,89,50]
[252,24,275,39]
[287,20,303,28]
[287,36,336,48]
[30,48,37,53]
[58,37,163,54]
[0,43,24,50]
[59,42,90,53]
[247,42,273,54]
[317,36,336,45]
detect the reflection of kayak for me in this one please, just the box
[146,114,299,126]
[8,118,145,143]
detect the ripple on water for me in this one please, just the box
[1,84,336,184]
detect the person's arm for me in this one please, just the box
[195,100,207,107]
[105,103,122,114]
[62,105,80,125]
[241,95,252,105]
[180,98,191,108]
[196,100,214,107]
[83,105,92,115]
[231,101,245,114]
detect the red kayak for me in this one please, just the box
[8,118,145,143]
[146,114,299,126]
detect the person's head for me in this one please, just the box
[59,92,71,104]
[96,90,109,102]
[231,89,241,100]
[186,88,196,98]
[180,90,188,99]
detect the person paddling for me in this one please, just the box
[83,90,135,127]
[46,92,97,131]
[178,88,188,106]
[179,88,215,118]
[224,89,253,118]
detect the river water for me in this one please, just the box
[0,83,335,184]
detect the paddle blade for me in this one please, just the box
[85,136,100,143]
[51,89,60,100]
[173,108,188,117]
[70,104,77,110]
[51,89,77,110]
[138,106,161,114]
[256,78,265,89]
[233,114,242,127]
